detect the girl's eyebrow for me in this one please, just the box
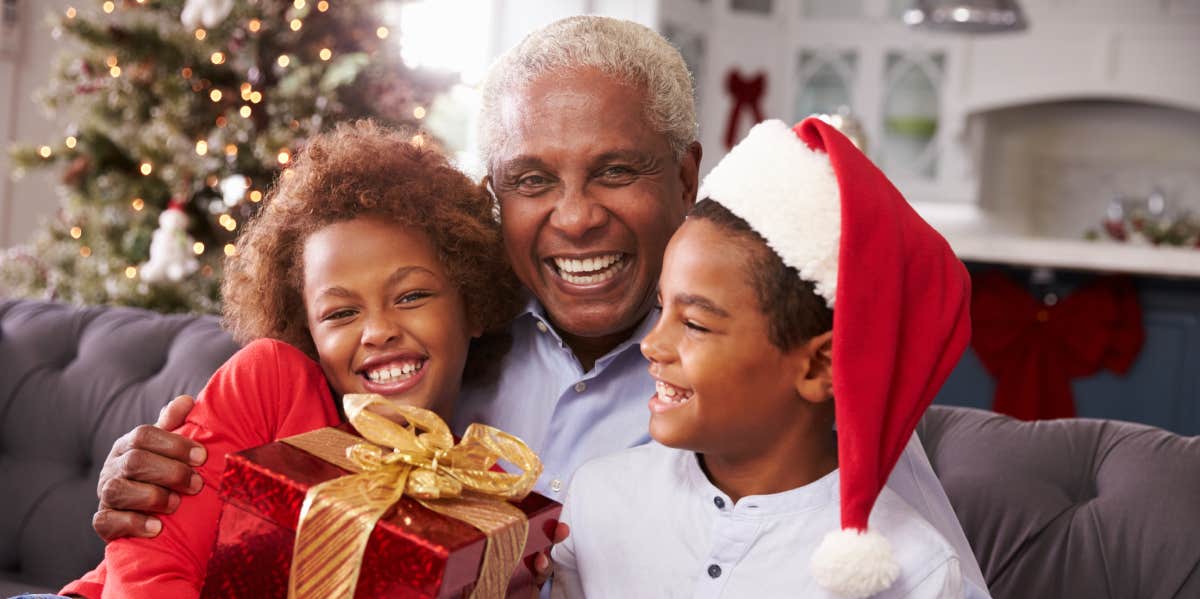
[315,265,437,300]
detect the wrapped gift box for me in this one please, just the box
[201,425,561,599]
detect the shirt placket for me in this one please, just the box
[693,493,760,599]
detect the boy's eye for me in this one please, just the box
[684,320,710,333]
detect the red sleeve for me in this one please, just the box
[62,339,341,599]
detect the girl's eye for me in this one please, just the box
[684,320,710,333]
[397,291,432,305]
[323,309,356,322]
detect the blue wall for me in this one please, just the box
[935,265,1200,436]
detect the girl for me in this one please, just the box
[60,120,522,598]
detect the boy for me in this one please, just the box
[550,118,978,598]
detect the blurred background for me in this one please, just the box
[0,0,1198,433]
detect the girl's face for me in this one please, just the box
[301,217,479,418]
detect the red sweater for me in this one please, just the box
[61,339,340,599]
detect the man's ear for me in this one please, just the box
[793,330,834,404]
[678,141,703,209]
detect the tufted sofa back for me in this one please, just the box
[0,299,239,594]
[918,405,1200,599]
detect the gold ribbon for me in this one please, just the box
[281,394,543,599]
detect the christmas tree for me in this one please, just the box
[2,0,453,313]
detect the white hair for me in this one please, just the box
[477,15,697,169]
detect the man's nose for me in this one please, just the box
[548,183,608,239]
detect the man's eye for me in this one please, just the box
[517,174,550,189]
[599,166,636,181]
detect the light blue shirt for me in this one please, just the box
[452,298,990,596]
[453,298,656,499]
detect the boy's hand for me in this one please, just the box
[530,522,570,587]
[93,395,207,541]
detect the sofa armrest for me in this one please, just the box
[918,405,1200,599]
[0,300,239,589]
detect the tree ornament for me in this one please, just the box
[220,174,248,206]
[181,0,235,30]
[139,201,200,283]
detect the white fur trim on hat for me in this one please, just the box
[810,528,901,598]
[698,119,841,307]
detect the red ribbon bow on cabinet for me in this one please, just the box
[970,271,1144,420]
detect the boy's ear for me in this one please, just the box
[793,330,834,404]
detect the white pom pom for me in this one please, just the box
[811,528,900,598]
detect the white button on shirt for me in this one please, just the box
[552,444,966,599]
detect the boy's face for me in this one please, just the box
[640,219,816,455]
[302,217,477,419]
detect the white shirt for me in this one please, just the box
[454,299,989,595]
[551,443,965,599]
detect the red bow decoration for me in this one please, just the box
[970,271,1144,420]
[723,70,767,150]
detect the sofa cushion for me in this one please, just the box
[918,405,1200,599]
[0,300,239,590]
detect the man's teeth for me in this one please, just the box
[553,254,624,285]
[656,380,694,404]
[366,361,423,384]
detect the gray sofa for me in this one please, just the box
[2,298,1199,598]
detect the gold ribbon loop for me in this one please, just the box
[285,394,543,599]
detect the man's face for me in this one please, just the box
[490,68,699,342]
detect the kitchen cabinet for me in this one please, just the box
[936,265,1200,435]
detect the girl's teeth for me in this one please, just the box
[368,361,423,383]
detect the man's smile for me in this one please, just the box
[544,252,633,288]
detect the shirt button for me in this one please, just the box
[536,321,548,333]
[713,496,725,509]
[707,564,722,578]
[574,382,587,393]
[550,479,563,493]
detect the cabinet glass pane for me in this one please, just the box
[732,0,773,14]
[889,0,913,18]
[881,51,943,178]
[660,23,706,115]
[795,51,856,121]
[800,0,862,19]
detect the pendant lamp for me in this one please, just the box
[903,0,1028,33]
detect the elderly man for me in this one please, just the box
[91,15,989,596]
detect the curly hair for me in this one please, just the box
[221,120,521,380]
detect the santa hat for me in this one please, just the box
[698,118,971,598]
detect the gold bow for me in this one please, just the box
[282,394,543,599]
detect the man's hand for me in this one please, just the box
[93,395,207,541]
[531,522,570,587]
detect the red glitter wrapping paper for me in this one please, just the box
[200,429,561,598]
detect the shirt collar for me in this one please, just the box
[518,296,661,371]
[683,449,839,516]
